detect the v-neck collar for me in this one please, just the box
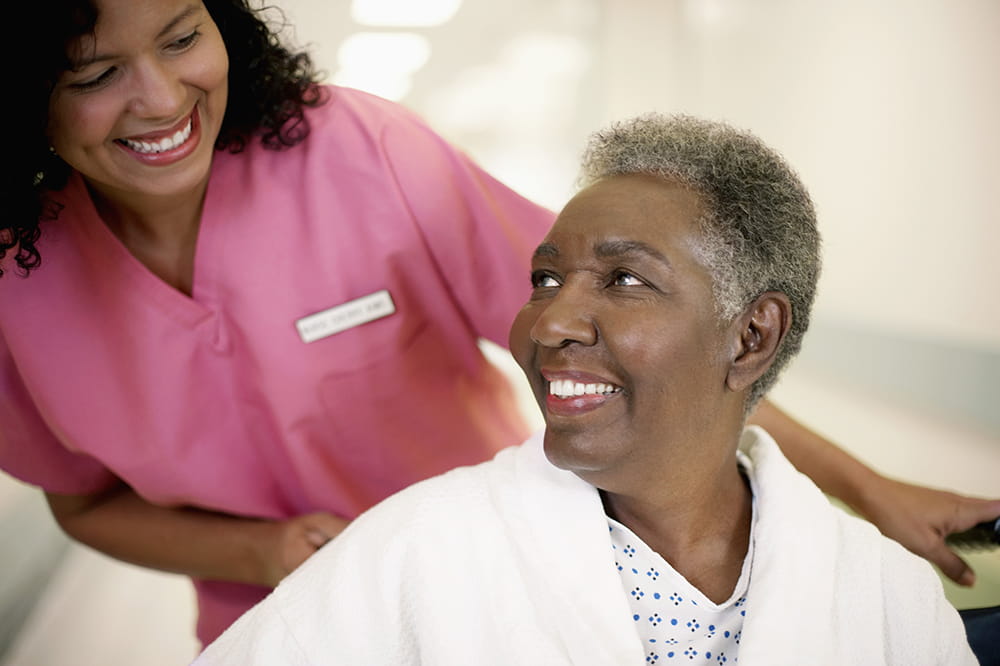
[63,167,228,329]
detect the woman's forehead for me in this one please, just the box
[546,174,706,251]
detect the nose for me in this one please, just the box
[126,57,186,119]
[529,280,598,348]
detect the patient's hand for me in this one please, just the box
[262,511,349,587]
[857,477,1000,586]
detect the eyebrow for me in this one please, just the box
[595,239,671,267]
[71,4,202,69]
[532,243,559,259]
[532,239,672,268]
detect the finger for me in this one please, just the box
[308,513,350,538]
[305,527,332,549]
[957,499,1000,528]
[929,544,976,587]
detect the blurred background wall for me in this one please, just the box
[2,1,997,663]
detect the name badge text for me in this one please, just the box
[295,290,396,343]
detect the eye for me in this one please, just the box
[611,270,645,287]
[69,66,118,91]
[530,271,560,289]
[167,30,201,53]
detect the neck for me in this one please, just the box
[87,181,208,296]
[601,448,753,604]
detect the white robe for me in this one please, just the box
[195,427,976,665]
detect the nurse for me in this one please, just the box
[2,0,997,648]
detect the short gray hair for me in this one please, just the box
[578,113,821,410]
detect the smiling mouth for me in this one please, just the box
[548,379,622,398]
[115,109,194,155]
[116,117,194,155]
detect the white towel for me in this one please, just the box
[736,427,976,664]
[195,428,976,665]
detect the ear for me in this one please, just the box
[725,292,792,393]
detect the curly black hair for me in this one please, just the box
[2,0,324,278]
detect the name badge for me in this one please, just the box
[295,290,396,343]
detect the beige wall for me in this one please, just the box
[599,0,1000,350]
[281,0,1000,350]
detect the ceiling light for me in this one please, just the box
[350,0,462,27]
[333,32,431,101]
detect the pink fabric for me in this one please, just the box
[0,86,553,644]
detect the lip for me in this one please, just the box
[542,368,619,384]
[540,367,623,418]
[121,110,194,142]
[115,107,201,166]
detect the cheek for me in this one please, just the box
[205,54,229,93]
[48,93,118,154]
[610,317,669,363]
[619,318,725,387]
[507,307,537,374]
[197,32,230,94]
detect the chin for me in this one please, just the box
[541,428,617,475]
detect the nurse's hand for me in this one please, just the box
[46,485,350,588]
[748,400,1000,586]
[853,477,1000,587]
[264,511,349,587]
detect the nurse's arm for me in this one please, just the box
[45,482,347,588]
[750,399,1000,586]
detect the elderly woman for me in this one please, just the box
[194,115,976,665]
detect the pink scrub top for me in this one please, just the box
[0,86,553,644]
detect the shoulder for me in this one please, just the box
[297,450,505,574]
[824,491,975,661]
[219,85,458,185]
[313,85,431,125]
[253,448,523,636]
[299,85,449,155]
[0,176,91,311]
[307,441,532,571]
[848,515,946,604]
[346,442,526,539]
[739,428,974,661]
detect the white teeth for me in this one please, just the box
[122,118,192,154]
[548,379,620,398]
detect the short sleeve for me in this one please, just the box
[0,336,117,494]
[377,105,555,348]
